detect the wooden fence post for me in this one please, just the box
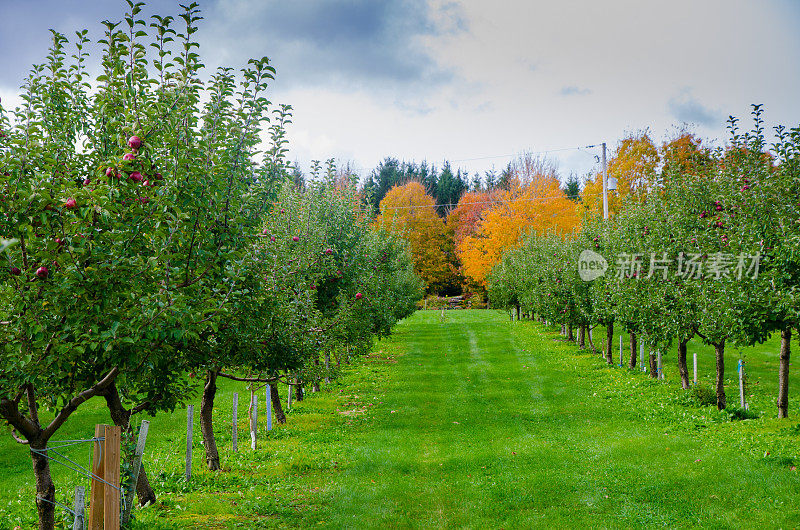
[121,420,149,526]
[693,353,698,385]
[232,393,238,453]
[185,406,193,481]
[619,335,623,367]
[88,424,121,530]
[88,425,105,529]
[287,381,293,411]
[72,486,85,530]
[250,395,258,450]
[103,425,121,530]
[266,385,272,431]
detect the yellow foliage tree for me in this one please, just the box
[458,176,580,286]
[376,181,453,293]
[581,132,660,219]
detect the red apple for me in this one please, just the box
[280,208,285,214]
[64,198,77,209]
[292,236,299,242]
[129,171,143,183]
[106,167,115,177]
[270,236,276,242]
[325,248,333,255]
[55,238,64,246]
[122,153,136,161]
[355,292,363,300]
[35,266,49,279]
[128,136,142,150]
[9,267,21,276]
[83,178,91,186]
[154,172,163,180]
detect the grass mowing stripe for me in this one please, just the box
[321,310,800,528]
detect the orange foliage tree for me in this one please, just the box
[581,131,660,219]
[458,175,580,287]
[376,181,455,293]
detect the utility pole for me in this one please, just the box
[602,142,609,220]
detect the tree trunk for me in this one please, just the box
[714,340,726,410]
[100,382,157,506]
[30,438,56,530]
[678,340,690,389]
[200,370,220,471]
[587,326,596,352]
[649,350,657,379]
[515,304,521,321]
[628,332,637,369]
[778,327,791,418]
[605,322,614,364]
[294,377,304,402]
[578,325,586,349]
[269,383,287,424]
[567,323,574,342]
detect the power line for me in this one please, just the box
[449,144,601,163]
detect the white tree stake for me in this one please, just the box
[232,393,238,453]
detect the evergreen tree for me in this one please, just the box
[563,173,581,202]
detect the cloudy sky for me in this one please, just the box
[1,0,799,183]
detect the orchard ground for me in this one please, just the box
[1,310,799,528]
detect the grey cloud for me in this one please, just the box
[668,89,721,127]
[560,86,591,96]
[0,1,178,90]
[202,0,464,91]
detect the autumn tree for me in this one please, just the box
[376,181,454,293]
[459,171,580,287]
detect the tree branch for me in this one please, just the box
[218,371,278,383]
[43,367,119,440]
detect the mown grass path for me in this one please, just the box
[1,309,799,528]
[321,310,800,528]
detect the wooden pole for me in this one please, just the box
[619,335,623,367]
[185,405,193,481]
[72,486,85,530]
[232,393,238,453]
[103,425,121,530]
[287,381,293,411]
[88,424,105,529]
[122,420,149,525]
[266,385,272,431]
[693,353,698,385]
[250,395,258,450]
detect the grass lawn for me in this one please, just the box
[1,309,799,528]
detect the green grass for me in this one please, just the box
[1,310,799,528]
